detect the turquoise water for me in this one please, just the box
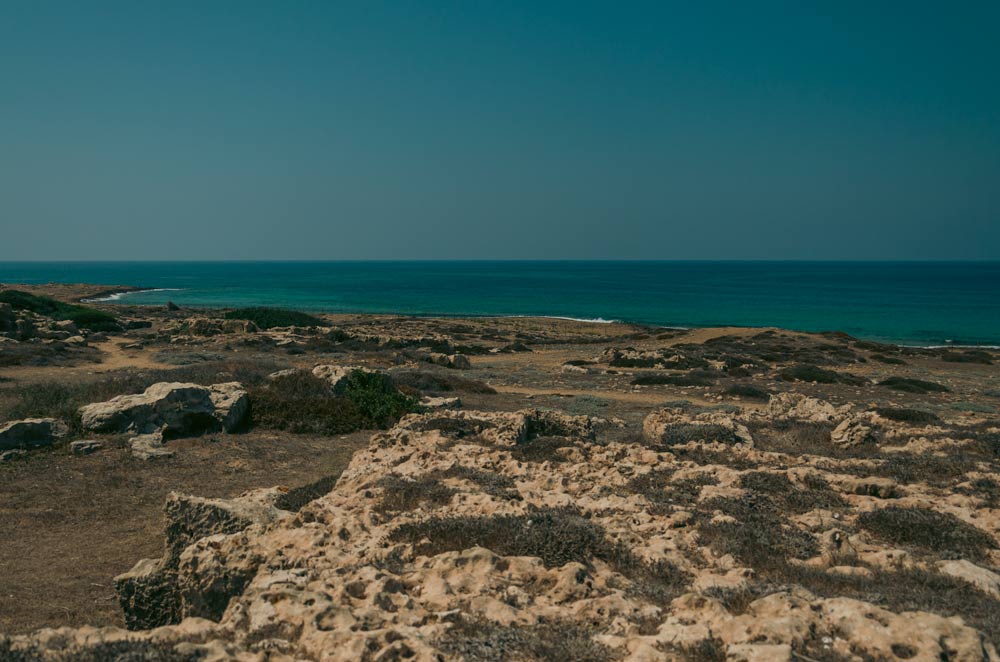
[1,261,998,346]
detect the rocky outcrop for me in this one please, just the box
[6,405,999,660]
[115,489,290,630]
[79,382,249,436]
[643,406,754,446]
[312,364,369,389]
[765,392,850,422]
[0,418,68,450]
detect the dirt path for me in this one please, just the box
[1,340,173,383]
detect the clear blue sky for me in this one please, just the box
[1,1,997,260]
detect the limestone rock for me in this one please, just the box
[70,440,104,456]
[312,364,370,389]
[420,395,462,409]
[765,392,850,423]
[939,560,1000,598]
[130,431,174,460]
[0,417,68,450]
[643,407,753,446]
[79,382,249,435]
[830,415,877,448]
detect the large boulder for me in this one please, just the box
[0,418,69,450]
[79,382,249,436]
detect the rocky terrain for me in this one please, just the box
[1,284,999,661]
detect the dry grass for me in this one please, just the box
[0,429,369,634]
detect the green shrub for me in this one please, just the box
[222,307,326,329]
[0,290,119,331]
[249,370,414,434]
[337,370,415,428]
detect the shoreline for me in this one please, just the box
[4,280,1000,348]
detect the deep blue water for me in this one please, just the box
[1,261,998,346]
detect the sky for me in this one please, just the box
[1,1,998,261]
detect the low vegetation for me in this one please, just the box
[390,508,690,606]
[437,620,618,662]
[390,369,496,395]
[874,407,941,424]
[723,383,771,400]
[0,360,280,435]
[777,364,866,385]
[878,377,950,393]
[0,290,119,332]
[222,306,326,329]
[856,506,996,561]
[250,370,415,434]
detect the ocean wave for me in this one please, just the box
[85,288,183,302]
[506,315,620,324]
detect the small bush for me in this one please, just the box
[390,507,690,605]
[437,620,617,662]
[748,420,858,458]
[655,423,742,447]
[778,364,866,385]
[871,354,906,365]
[223,307,326,329]
[250,370,414,434]
[338,370,415,428]
[840,452,975,489]
[875,407,941,424]
[774,565,1000,646]
[0,290,119,331]
[739,471,846,513]
[723,383,771,400]
[857,506,996,561]
[390,508,608,569]
[697,493,819,568]
[940,350,993,365]
[878,377,950,394]
[376,475,457,514]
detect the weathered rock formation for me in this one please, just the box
[0,418,68,451]
[78,382,249,436]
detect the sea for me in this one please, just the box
[1,261,998,347]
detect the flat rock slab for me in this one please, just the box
[129,432,175,461]
[70,440,104,456]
